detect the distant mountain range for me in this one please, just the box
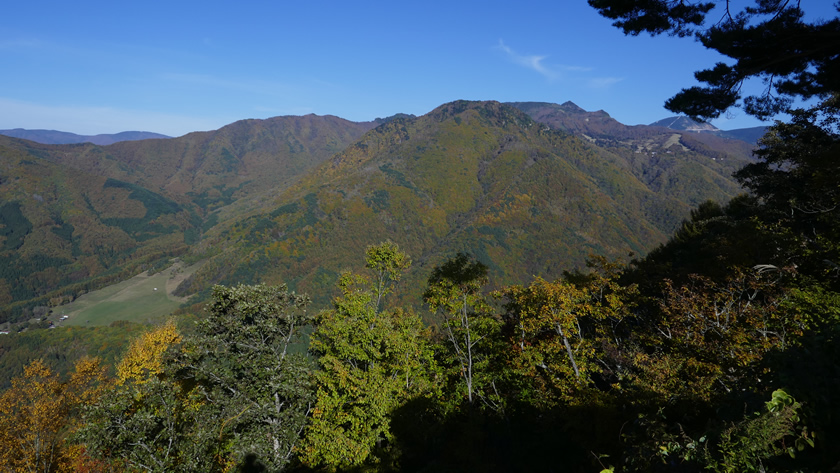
[0,129,171,145]
[0,100,759,323]
[2,110,767,147]
[649,116,768,144]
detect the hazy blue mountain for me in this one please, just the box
[648,116,768,144]
[0,129,171,145]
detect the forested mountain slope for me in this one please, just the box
[2,114,376,208]
[0,115,375,322]
[176,100,751,308]
[0,138,195,322]
[1,100,756,321]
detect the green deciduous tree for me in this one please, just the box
[76,321,207,473]
[496,256,639,408]
[77,371,211,473]
[300,243,436,471]
[424,253,501,408]
[497,277,603,405]
[631,270,808,403]
[365,240,411,312]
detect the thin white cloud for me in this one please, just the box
[562,65,595,73]
[496,40,556,79]
[0,97,229,137]
[588,77,624,88]
[495,40,593,80]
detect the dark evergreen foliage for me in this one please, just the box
[588,0,714,37]
[0,202,32,251]
[589,0,840,120]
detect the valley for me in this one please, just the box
[0,100,755,328]
[56,259,201,327]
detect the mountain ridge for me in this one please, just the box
[0,99,758,324]
[0,114,377,207]
[0,129,171,145]
[173,100,750,310]
[1,104,765,147]
[649,115,769,144]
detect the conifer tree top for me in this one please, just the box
[589,0,840,120]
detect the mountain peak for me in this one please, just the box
[427,100,500,119]
[650,116,719,133]
[559,101,586,113]
[425,100,535,128]
[374,113,417,125]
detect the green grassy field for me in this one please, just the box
[59,260,202,327]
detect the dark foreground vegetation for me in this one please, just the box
[1,1,839,471]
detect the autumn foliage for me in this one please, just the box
[0,358,106,473]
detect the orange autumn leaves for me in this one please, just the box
[0,321,181,473]
[0,358,106,472]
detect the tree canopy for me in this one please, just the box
[588,0,840,120]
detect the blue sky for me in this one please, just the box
[0,1,834,136]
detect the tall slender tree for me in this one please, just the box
[424,253,500,408]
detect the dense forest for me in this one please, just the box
[1,0,839,471]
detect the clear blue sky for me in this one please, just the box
[1,1,834,137]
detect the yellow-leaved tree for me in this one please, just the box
[0,357,106,472]
[116,319,182,386]
[496,277,604,406]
